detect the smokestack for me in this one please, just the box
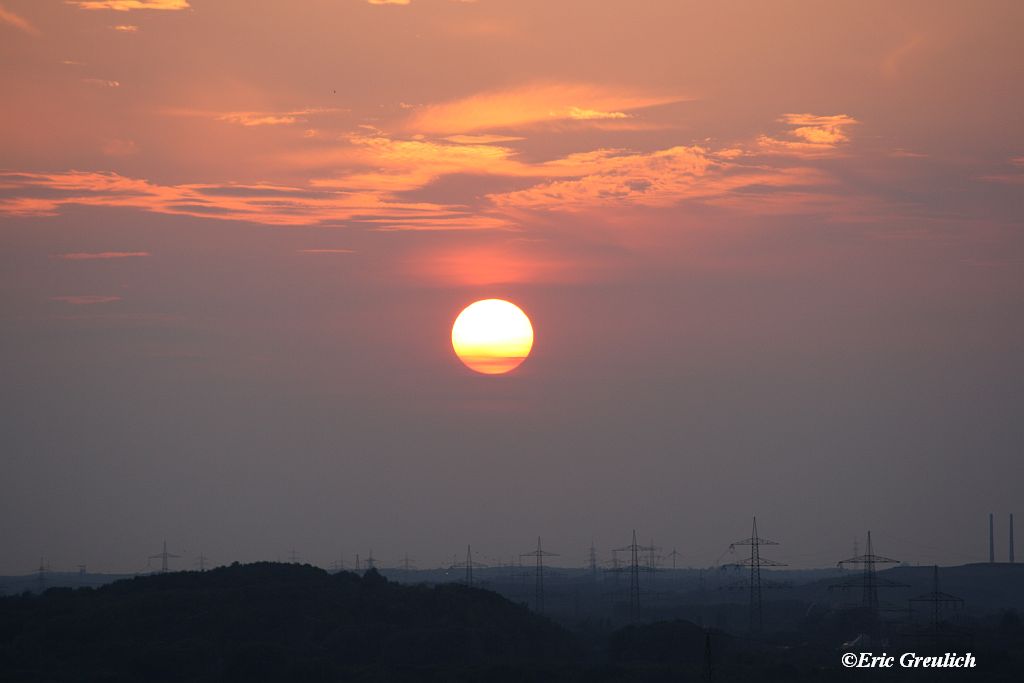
[989,513,995,563]
[1011,514,1015,564]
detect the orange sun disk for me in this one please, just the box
[451,299,534,375]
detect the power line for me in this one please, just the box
[724,517,786,633]
[830,530,907,634]
[520,537,558,614]
[450,545,486,587]
[148,540,180,574]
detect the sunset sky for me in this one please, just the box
[1,0,1022,573]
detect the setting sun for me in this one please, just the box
[451,299,534,375]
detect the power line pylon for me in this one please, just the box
[450,545,486,587]
[830,530,906,633]
[149,540,180,573]
[401,553,416,575]
[667,548,680,570]
[195,554,210,572]
[520,537,558,614]
[366,549,376,570]
[726,517,786,633]
[614,530,645,623]
[588,541,599,582]
[36,557,47,592]
[908,565,964,647]
[288,548,300,564]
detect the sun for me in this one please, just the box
[451,299,534,375]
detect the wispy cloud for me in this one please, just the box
[202,107,344,127]
[53,251,150,260]
[68,0,189,10]
[298,248,354,255]
[0,4,39,35]
[757,113,859,158]
[367,0,411,5]
[112,24,138,31]
[51,295,122,305]
[0,171,507,230]
[567,107,629,120]
[406,83,686,134]
[82,78,120,87]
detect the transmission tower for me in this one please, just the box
[588,541,599,582]
[667,548,680,570]
[149,540,180,573]
[830,531,906,632]
[195,554,210,572]
[36,557,47,592]
[402,553,416,574]
[908,565,964,646]
[521,537,558,614]
[614,530,646,623]
[366,549,376,570]
[725,517,787,633]
[288,548,300,564]
[450,545,486,587]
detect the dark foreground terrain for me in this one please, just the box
[1,563,1021,682]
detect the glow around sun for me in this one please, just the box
[451,299,534,375]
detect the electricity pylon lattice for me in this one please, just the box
[450,545,487,587]
[614,530,654,623]
[830,530,906,631]
[725,517,786,633]
[520,537,558,614]
[149,540,180,573]
[908,565,964,646]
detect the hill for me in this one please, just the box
[0,562,579,682]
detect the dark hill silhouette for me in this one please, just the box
[0,562,579,682]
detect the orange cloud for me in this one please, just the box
[367,0,410,5]
[0,4,39,35]
[54,251,150,260]
[405,83,685,134]
[757,113,859,158]
[68,1,190,10]
[298,248,354,255]
[112,24,138,31]
[0,171,506,230]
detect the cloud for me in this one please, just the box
[67,0,189,10]
[567,107,629,120]
[51,295,122,305]
[82,78,120,87]
[0,171,507,230]
[444,134,525,145]
[112,24,138,31]
[298,248,354,254]
[53,251,150,260]
[207,107,343,127]
[0,4,39,35]
[405,83,686,134]
[367,0,411,5]
[757,113,859,158]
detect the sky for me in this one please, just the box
[1,0,1022,574]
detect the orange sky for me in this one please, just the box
[1,0,1022,571]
